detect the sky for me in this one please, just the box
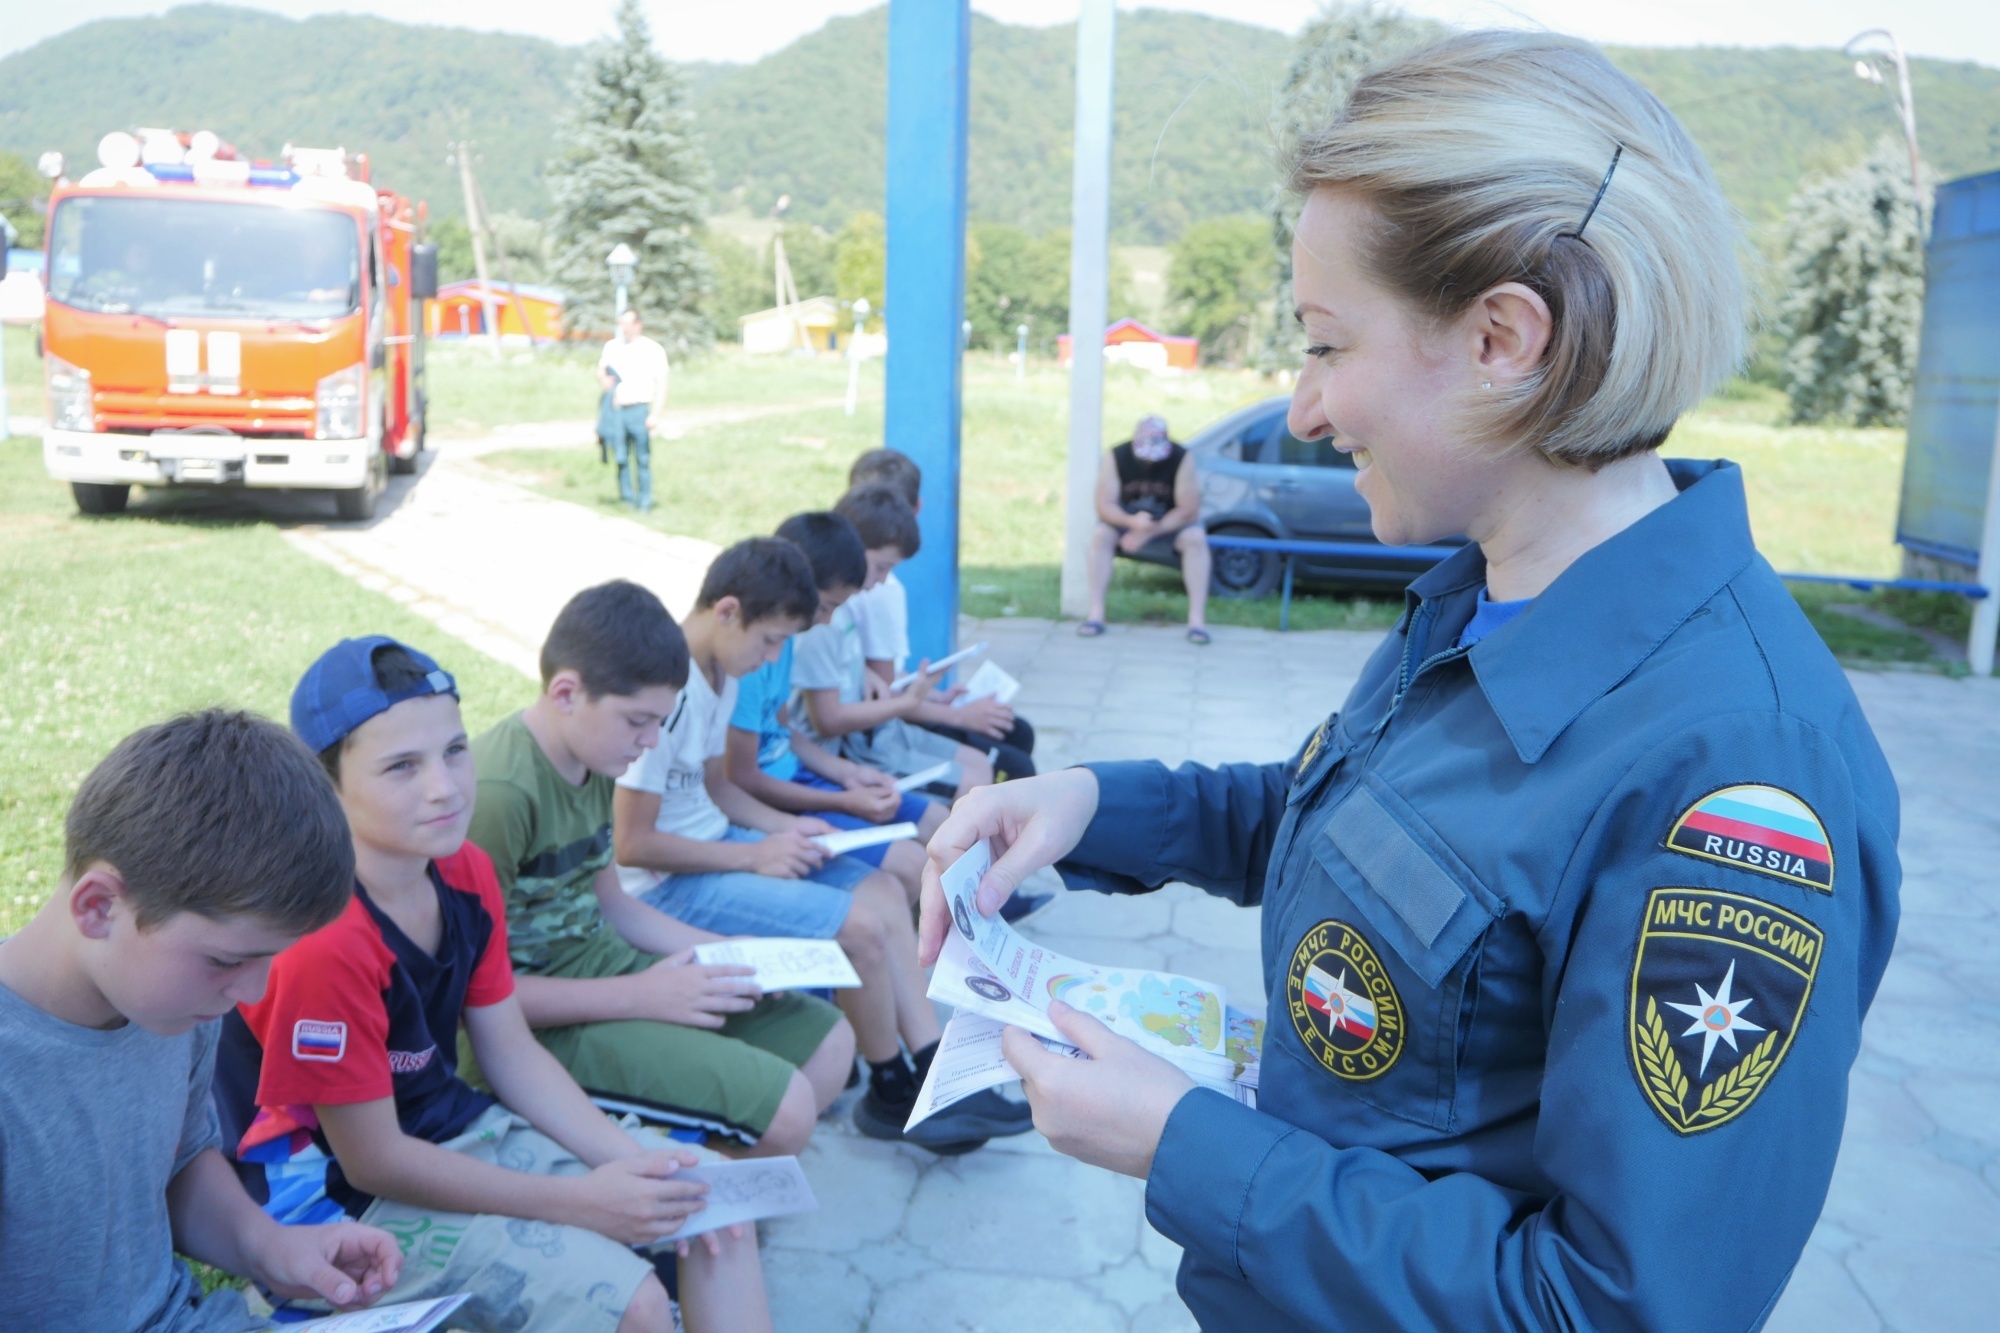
[6,0,1996,69]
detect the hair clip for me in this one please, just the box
[1566,143,1624,241]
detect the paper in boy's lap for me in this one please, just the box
[809,821,918,856]
[286,1294,470,1332]
[692,938,861,990]
[662,1156,817,1239]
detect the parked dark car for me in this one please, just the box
[1124,395,1466,598]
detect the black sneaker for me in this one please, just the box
[924,1087,1035,1139]
[999,892,1053,924]
[852,1087,987,1155]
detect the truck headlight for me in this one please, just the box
[47,352,94,432]
[315,363,366,440]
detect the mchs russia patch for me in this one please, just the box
[1666,785,1832,892]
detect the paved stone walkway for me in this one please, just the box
[296,446,2000,1331]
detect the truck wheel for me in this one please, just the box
[1210,524,1280,600]
[72,482,131,515]
[334,457,385,522]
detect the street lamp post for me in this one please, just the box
[1844,29,1922,203]
[606,243,636,322]
[846,297,871,418]
[1016,323,1029,380]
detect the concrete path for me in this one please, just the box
[296,455,2000,1331]
[283,447,720,679]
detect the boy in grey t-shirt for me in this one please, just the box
[0,711,403,1332]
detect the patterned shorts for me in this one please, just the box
[351,1105,719,1333]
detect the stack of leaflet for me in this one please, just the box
[911,840,1262,1128]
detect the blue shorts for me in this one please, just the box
[794,771,935,867]
[637,827,874,938]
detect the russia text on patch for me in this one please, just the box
[1665,784,1833,892]
[291,1019,347,1063]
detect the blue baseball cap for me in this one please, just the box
[291,635,459,754]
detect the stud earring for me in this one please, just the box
[1480,379,1492,390]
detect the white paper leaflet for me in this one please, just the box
[809,821,918,856]
[951,659,1021,708]
[693,938,862,990]
[890,641,987,693]
[894,760,955,793]
[287,1295,470,1332]
[664,1155,818,1239]
[916,841,1262,1127]
[906,1011,1080,1129]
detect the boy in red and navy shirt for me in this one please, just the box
[214,635,775,1333]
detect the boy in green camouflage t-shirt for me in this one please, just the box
[467,581,853,1154]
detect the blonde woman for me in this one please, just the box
[919,30,1898,1332]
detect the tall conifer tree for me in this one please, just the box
[549,0,713,344]
[1775,139,1929,427]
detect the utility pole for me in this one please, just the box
[770,195,803,351]
[451,141,501,359]
[469,165,534,352]
[1059,0,1116,619]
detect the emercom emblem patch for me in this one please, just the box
[1666,784,1833,892]
[1628,888,1822,1135]
[1286,919,1404,1081]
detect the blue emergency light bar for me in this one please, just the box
[143,163,299,188]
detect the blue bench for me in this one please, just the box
[1203,534,1990,633]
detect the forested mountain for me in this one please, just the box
[3,3,1997,242]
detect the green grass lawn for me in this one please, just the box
[482,358,1944,642]
[0,435,531,938]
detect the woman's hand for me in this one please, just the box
[1002,1000,1195,1179]
[918,768,1100,964]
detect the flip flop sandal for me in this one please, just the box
[1076,620,1107,637]
[1186,627,1212,645]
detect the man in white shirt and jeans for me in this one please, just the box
[597,308,670,512]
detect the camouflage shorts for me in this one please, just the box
[352,1105,717,1333]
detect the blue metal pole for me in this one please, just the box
[884,0,970,667]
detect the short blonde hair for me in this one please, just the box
[1287,30,1746,466]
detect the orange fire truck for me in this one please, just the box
[39,129,437,520]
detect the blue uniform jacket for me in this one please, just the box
[1058,460,1900,1332]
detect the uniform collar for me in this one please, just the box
[1409,459,1755,765]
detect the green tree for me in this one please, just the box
[428,215,475,284]
[546,0,713,345]
[1257,5,1442,369]
[964,222,1059,352]
[0,150,48,248]
[1168,215,1275,364]
[703,229,767,336]
[1774,139,1929,427]
[834,211,886,326]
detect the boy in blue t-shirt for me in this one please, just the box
[726,512,944,901]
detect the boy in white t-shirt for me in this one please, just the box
[611,538,1029,1151]
[841,452,1039,781]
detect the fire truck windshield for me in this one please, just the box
[48,195,361,321]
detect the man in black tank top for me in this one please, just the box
[1081,415,1212,643]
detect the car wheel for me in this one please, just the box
[1209,524,1281,599]
[72,482,131,515]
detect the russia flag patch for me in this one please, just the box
[292,1020,347,1063]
